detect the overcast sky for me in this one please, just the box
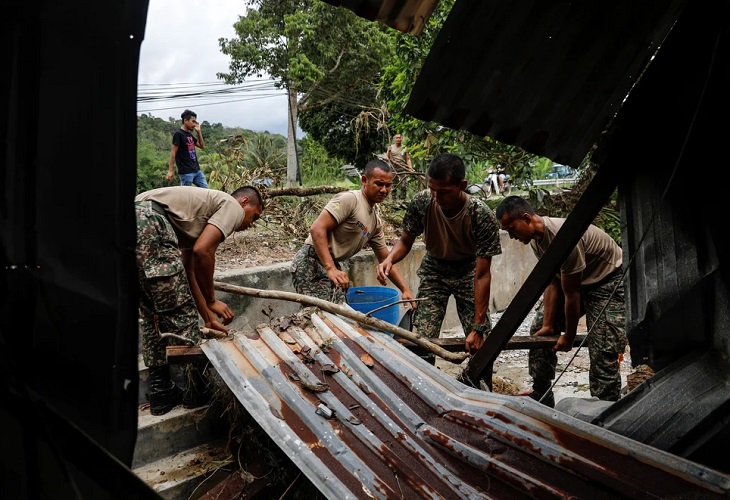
[137,0,291,136]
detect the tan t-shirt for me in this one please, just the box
[401,190,502,262]
[135,186,244,249]
[423,199,476,261]
[531,216,622,285]
[304,190,385,261]
[388,143,409,170]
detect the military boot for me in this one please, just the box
[518,379,555,408]
[529,380,555,408]
[148,365,183,416]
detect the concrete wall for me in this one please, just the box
[216,231,537,332]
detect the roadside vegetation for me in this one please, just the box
[136,0,621,244]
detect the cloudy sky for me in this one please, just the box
[137,0,291,135]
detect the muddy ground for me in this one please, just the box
[435,310,637,404]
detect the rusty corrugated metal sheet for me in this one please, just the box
[201,310,730,498]
[320,0,440,35]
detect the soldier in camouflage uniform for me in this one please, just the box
[496,195,627,407]
[377,153,502,357]
[135,185,264,415]
[291,159,414,307]
[136,202,201,368]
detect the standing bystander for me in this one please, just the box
[166,109,208,188]
[386,133,412,172]
[386,133,414,199]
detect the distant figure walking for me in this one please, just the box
[167,109,208,188]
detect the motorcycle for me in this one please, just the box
[482,169,511,196]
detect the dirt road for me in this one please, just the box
[434,310,635,405]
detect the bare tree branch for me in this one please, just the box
[265,185,349,198]
[299,48,346,111]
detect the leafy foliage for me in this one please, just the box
[207,133,286,193]
[218,0,395,175]
[377,0,557,198]
[299,135,353,186]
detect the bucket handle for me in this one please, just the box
[361,298,426,317]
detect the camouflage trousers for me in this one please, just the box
[136,201,201,368]
[413,254,486,339]
[529,271,627,401]
[290,244,346,303]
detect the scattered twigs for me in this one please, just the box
[160,327,229,345]
[213,281,467,362]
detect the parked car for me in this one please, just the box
[545,164,575,179]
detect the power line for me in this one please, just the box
[137,94,287,113]
[136,79,284,108]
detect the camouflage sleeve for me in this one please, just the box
[401,190,430,237]
[471,198,502,259]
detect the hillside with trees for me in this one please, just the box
[137,0,620,242]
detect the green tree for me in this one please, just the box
[207,132,287,192]
[136,139,170,194]
[299,135,348,186]
[298,95,391,169]
[218,0,393,186]
[377,0,549,191]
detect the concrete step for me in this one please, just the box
[132,438,232,499]
[133,403,226,469]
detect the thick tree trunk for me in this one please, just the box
[286,88,299,187]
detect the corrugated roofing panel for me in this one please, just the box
[404,0,687,167]
[202,310,730,498]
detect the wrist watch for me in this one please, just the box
[472,323,490,335]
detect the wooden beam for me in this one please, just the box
[167,335,588,364]
[398,335,587,356]
[166,345,206,364]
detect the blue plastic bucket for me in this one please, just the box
[346,286,400,327]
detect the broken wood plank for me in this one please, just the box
[166,345,206,364]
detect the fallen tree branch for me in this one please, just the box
[214,281,467,363]
[266,185,347,198]
[160,327,230,344]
